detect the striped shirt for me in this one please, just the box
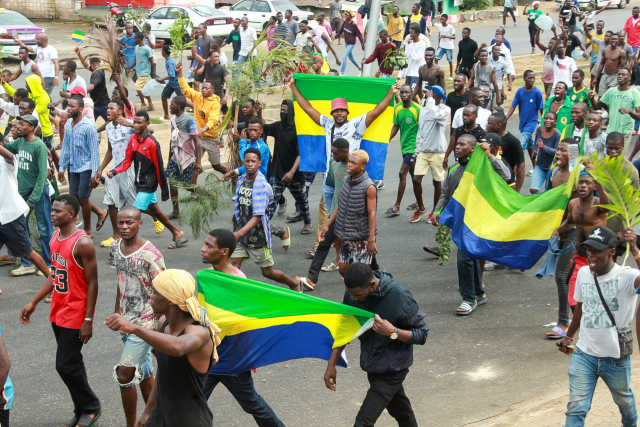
[59,117,100,176]
[106,120,135,167]
[234,171,273,249]
[239,26,257,57]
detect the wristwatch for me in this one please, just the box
[390,327,398,340]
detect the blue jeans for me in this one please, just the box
[531,165,551,192]
[238,55,248,64]
[340,44,360,74]
[457,248,483,303]
[21,186,53,267]
[634,158,640,175]
[565,348,637,427]
[202,370,284,427]
[520,130,535,150]
[323,175,334,214]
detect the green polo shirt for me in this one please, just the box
[542,96,574,133]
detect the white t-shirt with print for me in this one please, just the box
[437,23,455,50]
[583,132,607,158]
[36,45,59,77]
[574,264,640,358]
[320,114,367,171]
[552,56,577,92]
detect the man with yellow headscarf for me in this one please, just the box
[105,269,220,427]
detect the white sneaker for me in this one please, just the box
[357,71,362,77]
[11,265,36,276]
[37,270,46,276]
[448,76,454,81]
[340,72,345,76]
[484,262,496,271]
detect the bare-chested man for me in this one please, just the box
[594,33,626,94]
[552,167,610,327]
[411,47,445,102]
[546,138,578,339]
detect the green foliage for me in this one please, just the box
[149,118,163,124]
[124,2,147,28]
[462,0,493,11]
[171,174,232,239]
[435,225,452,264]
[168,11,195,60]
[380,48,408,72]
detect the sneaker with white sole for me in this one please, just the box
[11,265,36,276]
[410,209,429,223]
[484,261,496,270]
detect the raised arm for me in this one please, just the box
[549,27,560,60]
[287,78,321,125]
[365,82,400,127]
[535,27,548,52]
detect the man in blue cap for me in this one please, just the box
[411,86,450,224]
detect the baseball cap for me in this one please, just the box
[331,98,349,114]
[16,115,38,128]
[581,227,617,250]
[69,86,87,97]
[484,133,502,147]
[425,85,447,101]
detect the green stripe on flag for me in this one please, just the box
[292,73,394,105]
[464,144,569,219]
[197,270,373,325]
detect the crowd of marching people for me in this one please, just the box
[1,1,640,426]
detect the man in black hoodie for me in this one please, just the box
[259,100,313,237]
[324,263,428,427]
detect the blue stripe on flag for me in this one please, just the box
[298,135,327,174]
[360,139,388,181]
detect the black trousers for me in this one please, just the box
[0,409,8,427]
[528,25,537,48]
[354,369,417,427]
[503,6,516,25]
[51,323,100,415]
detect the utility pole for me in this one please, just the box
[361,0,383,77]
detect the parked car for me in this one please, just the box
[0,9,44,57]
[144,4,235,40]
[226,0,314,31]
[554,0,627,9]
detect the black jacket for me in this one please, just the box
[343,271,428,374]
[263,99,304,182]
[420,0,436,16]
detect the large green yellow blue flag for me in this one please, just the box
[197,269,374,375]
[292,74,394,180]
[440,147,570,270]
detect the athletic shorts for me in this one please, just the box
[0,214,33,258]
[415,152,445,181]
[103,167,137,209]
[402,153,415,166]
[199,136,221,166]
[69,170,93,199]
[568,252,588,306]
[133,191,157,211]
[340,239,373,265]
[166,157,196,186]
[114,332,153,387]
[134,76,149,92]
[436,47,453,62]
[520,131,535,150]
[162,85,184,99]
[231,242,274,268]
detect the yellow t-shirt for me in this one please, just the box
[409,14,422,27]
[386,13,405,42]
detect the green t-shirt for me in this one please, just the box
[3,137,49,206]
[526,9,543,26]
[568,86,592,108]
[135,45,153,77]
[600,87,640,134]
[326,160,349,215]
[393,102,421,155]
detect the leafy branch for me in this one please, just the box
[435,225,452,264]
[378,48,408,73]
[168,11,195,60]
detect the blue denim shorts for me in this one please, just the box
[436,47,453,62]
[520,131,535,150]
[530,165,551,192]
[113,332,153,387]
[133,191,158,210]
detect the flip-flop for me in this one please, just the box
[456,300,477,316]
[385,207,400,216]
[546,325,567,340]
[166,213,180,220]
[321,262,339,272]
[307,246,317,258]
[0,256,14,265]
[168,236,189,249]
[76,410,101,427]
[301,224,313,235]
[63,414,79,427]
[407,203,418,210]
[146,107,155,111]
[281,227,291,251]
[300,277,315,291]
[138,106,149,112]
[95,215,107,232]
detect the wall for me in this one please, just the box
[4,0,77,20]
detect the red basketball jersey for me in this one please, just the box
[49,229,91,329]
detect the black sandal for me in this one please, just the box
[64,414,79,427]
[76,410,101,427]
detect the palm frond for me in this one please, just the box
[82,16,126,77]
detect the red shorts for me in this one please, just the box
[568,253,588,306]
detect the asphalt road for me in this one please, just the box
[1,8,639,427]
